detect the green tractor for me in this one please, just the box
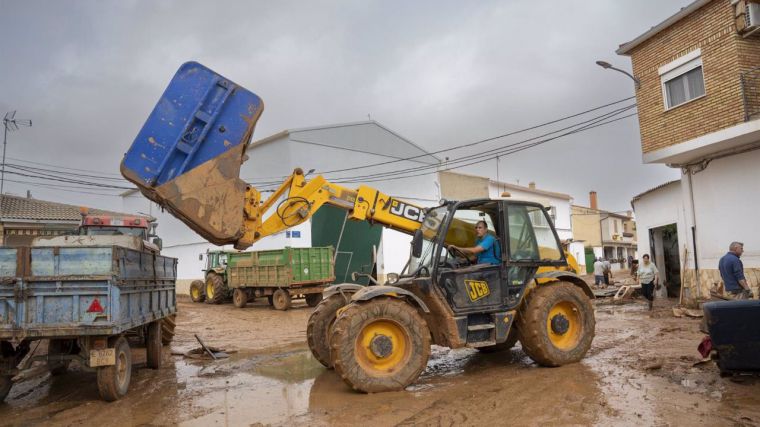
[190,250,233,304]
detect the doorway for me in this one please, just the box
[649,223,681,297]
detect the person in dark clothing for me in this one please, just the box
[718,241,753,299]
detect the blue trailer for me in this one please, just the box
[0,244,177,401]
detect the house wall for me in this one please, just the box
[632,181,685,266]
[571,206,602,247]
[628,0,748,153]
[439,172,489,200]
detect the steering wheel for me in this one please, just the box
[446,245,473,267]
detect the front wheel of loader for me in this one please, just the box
[307,293,350,368]
[331,298,430,393]
[190,280,205,303]
[516,282,595,367]
[205,273,225,305]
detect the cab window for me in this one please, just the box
[507,204,563,262]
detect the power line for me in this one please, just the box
[6,156,124,177]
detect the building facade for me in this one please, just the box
[618,0,760,303]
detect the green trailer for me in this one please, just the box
[191,247,335,310]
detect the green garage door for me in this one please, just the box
[311,205,383,285]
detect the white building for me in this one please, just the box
[122,121,440,291]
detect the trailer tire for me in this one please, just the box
[146,321,162,369]
[161,314,176,346]
[190,280,205,303]
[97,336,132,402]
[0,375,11,402]
[233,288,247,309]
[517,282,595,367]
[305,293,323,307]
[331,298,430,393]
[307,294,349,368]
[205,273,226,304]
[272,289,292,311]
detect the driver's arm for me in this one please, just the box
[448,244,484,255]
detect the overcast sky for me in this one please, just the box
[0,0,685,214]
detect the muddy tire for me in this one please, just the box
[190,280,205,303]
[48,339,74,375]
[307,294,350,368]
[331,298,430,393]
[161,314,176,346]
[233,288,248,309]
[205,273,226,304]
[272,289,292,311]
[516,282,595,367]
[0,375,11,401]
[146,321,162,369]
[96,336,132,402]
[305,293,323,308]
[477,326,519,353]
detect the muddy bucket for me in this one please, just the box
[121,62,264,245]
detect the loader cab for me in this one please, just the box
[409,199,566,314]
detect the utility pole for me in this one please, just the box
[1,111,33,244]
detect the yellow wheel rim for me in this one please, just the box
[546,301,581,350]
[206,280,215,299]
[191,286,200,300]
[355,320,409,373]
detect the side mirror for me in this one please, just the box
[152,237,163,251]
[411,229,423,258]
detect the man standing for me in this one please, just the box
[603,258,612,286]
[593,258,605,288]
[718,242,752,299]
[636,254,659,310]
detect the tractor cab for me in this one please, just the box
[79,212,162,250]
[407,199,566,314]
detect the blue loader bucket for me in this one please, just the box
[121,62,264,245]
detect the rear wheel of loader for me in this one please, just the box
[232,288,248,309]
[161,314,176,346]
[331,298,430,393]
[272,289,292,311]
[517,282,595,367]
[307,294,350,368]
[305,293,323,308]
[190,280,205,303]
[477,325,519,353]
[205,273,225,304]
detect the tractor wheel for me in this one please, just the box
[204,273,226,304]
[307,293,350,368]
[48,339,76,375]
[272,289,292,311]
[161,314,176,346]
[190,280,205,303]
[146,321,162,369]
[477,326,519,353]
[516,282,595,367]
[305,293,323,308]
[331,298,430,393]
[233,288,248,309]
[96,336,132,402]
[0,375,11,402]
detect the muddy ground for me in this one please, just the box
[1,290,759,426]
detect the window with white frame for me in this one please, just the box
[659,49,705,110]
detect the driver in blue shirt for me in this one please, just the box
[448,220,501,265]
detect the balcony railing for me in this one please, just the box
[741,65,760,122]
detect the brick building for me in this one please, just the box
[618,0,760,304]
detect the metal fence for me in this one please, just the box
[741,65,760,122]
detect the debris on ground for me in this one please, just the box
[170,334,237,359]
[672,307,703,318]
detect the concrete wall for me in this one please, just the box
[438,171,489,200]
[632,180,685,265]
[571,206,602,247]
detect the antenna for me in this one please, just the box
[2,110,33,243]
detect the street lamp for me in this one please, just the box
[596,60,640,90]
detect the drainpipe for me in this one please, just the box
[685,167,700,299]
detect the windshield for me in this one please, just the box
[407,206,449,274]
[85,227,147,238]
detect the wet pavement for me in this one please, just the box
[1,297,759,426]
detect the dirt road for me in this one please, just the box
[1,295,758,426]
